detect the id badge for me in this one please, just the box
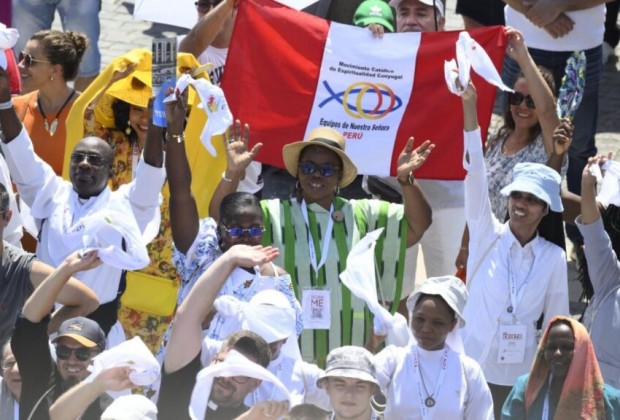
[302,288,331,329]
[497,324,527,364]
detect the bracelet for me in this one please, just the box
[166,132,184,143]
[0,99,13,110]
[460,247,468,251]
[398,171,414,186]
[222,172,233,183]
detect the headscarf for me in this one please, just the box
[525,316,606,419]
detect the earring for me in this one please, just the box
[125,121,132,136]
[335,186,340,196]
[295,180,302,192]
[50,76,54,81]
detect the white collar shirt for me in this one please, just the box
[461,129,569,386]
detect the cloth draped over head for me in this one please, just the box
[189,350,291,420]
[339,228,411,347]
[87,337,161,398]
[64,48,225,218]
[213,290,300,360]
[525,316,606,419]
[444,31,513,96]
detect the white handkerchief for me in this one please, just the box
[86,337,160,398]
[0,24,19,50]
[189,350,291,420]
[445,31,514,96]
[339,228,410,347]
[167,73,233,156]
[596,161,620,206]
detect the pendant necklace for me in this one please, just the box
[37,89,75,136]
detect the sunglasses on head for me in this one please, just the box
[507,92,536,109]
[55,345,94,361]
[300,161,340,178]
[222,225,264,238]
[18,51,51,68]
[71,152,106,166]
[194,0,222,11]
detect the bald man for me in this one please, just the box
[0,67,166,342]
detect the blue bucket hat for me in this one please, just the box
[500,162,563,212]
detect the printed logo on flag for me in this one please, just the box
[319,81,403,120]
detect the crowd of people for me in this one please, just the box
[0,0,619,419]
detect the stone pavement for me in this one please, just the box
[56,0,620,313]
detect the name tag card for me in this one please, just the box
[497,324,527,364]
[302,288,331,330]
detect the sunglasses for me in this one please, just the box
[194,0,222,11]
[507,92,536,109]
[300,161,340,178]
[18,51,51,67]
[71,152,107,166]
[222,225,264,238]
[55,345,94,361]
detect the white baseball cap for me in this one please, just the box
[389,0,445,17]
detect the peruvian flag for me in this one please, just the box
[221,0,506,180]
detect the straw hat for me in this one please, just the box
[282,127,358,188]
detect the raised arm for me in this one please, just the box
[179,0,237,57]
[29,260,99,331]
[546,118,573,174]
[208,120,262,221]
[163,245,279,373]
[395,139,433,247]
[505,27,559,155]
[22,251,101,323]
[580,157,601,224]
[0,67,21,142]
[49,366,135,420]
[165,89,201,254]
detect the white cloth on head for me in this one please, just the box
[87,337,160,394]
[189,350,291,420]
[339,228,411,347]
[166,73,233,157]
[444,31,513,96]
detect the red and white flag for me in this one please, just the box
[221,0,506,180]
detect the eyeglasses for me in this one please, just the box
[300,161,340,178]
[1,359,16,369]
[222,225,264,238]
[509,191,545,206]
[194,0,221,11]
[507,92,536,109]
[55,345,94,361]
[70,152,107,166]
[18,51,52,68]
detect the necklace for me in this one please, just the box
[412,347,449,415]
[417,363,436,407]
[37,90,75,135]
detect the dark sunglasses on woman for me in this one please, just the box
[507,92,536,109]
[18,51,51,67]
[222,226,264,238]
[300,161,340,178]
[194,0,222,12]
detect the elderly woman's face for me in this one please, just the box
[297,146,342,208]
[544,322,575,378]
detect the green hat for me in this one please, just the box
[354,0,395,33]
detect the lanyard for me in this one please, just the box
[542,374,553,420]
[412,346,449,419]
[507,248,536,322]
[301,200,334,275]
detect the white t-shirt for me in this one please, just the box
[375,344,493,420]
[505,4,605,51]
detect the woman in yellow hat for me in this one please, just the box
[208,121,434,366]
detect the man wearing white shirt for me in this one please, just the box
[0,68,165,341]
